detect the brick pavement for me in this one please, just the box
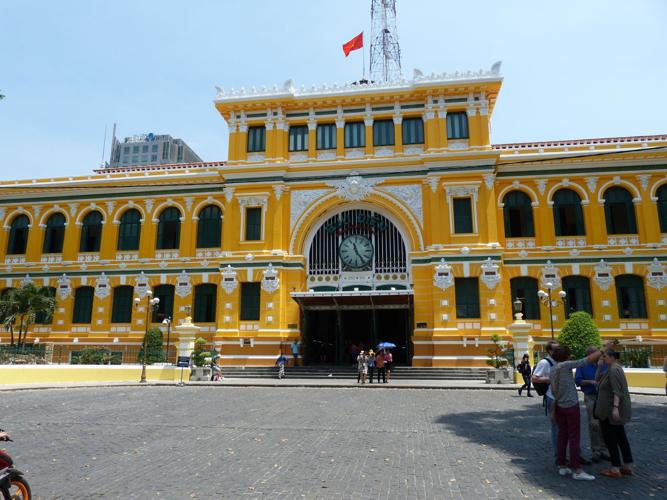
[0,387,665,499]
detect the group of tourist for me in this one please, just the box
[356,349,392,384]
[525,339,634,481]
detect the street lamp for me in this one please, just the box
[134,290,160,383]
[537,282,567,339]
[512,297,524,321]
[162,316,172,364]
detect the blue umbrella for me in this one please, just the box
[377,342,396,349]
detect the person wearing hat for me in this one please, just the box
[356,350,368,384]
[367,349,376,383]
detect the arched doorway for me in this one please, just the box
[292,207,413,365]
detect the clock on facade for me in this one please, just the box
[339,234,373,269]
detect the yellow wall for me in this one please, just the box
[0,365,183,385]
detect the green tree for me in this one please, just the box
[486,333,509,369]
[191,337,211,367]
[0,283,56,346]
[557,311,602,359]
[137,327,165,364]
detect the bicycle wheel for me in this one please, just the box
[7,476,31,500]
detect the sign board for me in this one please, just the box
[177,356,190,368]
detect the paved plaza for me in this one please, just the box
[1,387,665,499]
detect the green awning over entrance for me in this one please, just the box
[291,290,413,310]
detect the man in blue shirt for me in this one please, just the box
[575,346,610,463]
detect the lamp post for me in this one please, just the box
[162,316,172,364]
[537,282,567,339]
[134,290,160,383]
[512,297,524,321]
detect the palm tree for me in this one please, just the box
[0,283,56,346]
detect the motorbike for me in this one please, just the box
[0,430,31,500]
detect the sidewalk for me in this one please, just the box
[0,378,664,395]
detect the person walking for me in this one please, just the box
[356,350,368,384]
[367,349,376,383]
[384,349,393,382]
[531,340,559,456]
[550,343,611,481]
[575,347,609,463]
[275,352,287,379]
[517,354,533,397]
[595,349,634,478]
[291,340,300,367]
[375,350,386,384]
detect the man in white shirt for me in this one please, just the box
[532,341,558,456]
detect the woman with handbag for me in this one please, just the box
[594,349,634,478]
[550,342,612,480]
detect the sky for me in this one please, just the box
[0,0,666,181]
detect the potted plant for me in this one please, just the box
[485,334,513,384]
[189,337,212,381]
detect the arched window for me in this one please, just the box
[156,208,181,250]
[615,274,647,319]
[42,213,66,254]
[603,187,637,234]
[152,284,174,323]
[117,209,142,251]
[562,276,592,317]
[553,189,585,236]
[111,286,134,323]
[79,211,103,252]
[503,191,535,238]
[193,284,217,322]
[35,286,56,324]
[510,277,540,320]
[657,184,667,233]
[196,205,222,248]
[72,286,94,324]
[7,215,29,255]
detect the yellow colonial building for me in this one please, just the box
[2,63,667,366]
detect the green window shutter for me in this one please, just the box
[247,126,266,152]
[117,209,141,251]
[43,213,66,253]
[373,119,395,146]
[240,282,261,321]
[245,207,262,241]
[615,275,647,319]
[455,278,480,319]
[658,185,667,233]
[156,207,181,250]
[288,125,309,151]
[111,286,134,323]
[194,284,217,322]
[72,286,94,324]
[447,112,469,139]
[401,118,424,145]
[604,187,637,234]
[510,277,541,320]
[152,285,175,323]
[7,215,29,255]
[316,124,336,150]
[553,189,585,236]
[344,121,366,148]
[503,191,534,237]
[453,198,473,234]
[562,276,592,317]
[79,211,103,252]
[196,205,222,248]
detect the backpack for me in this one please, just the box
[532,358,553,396]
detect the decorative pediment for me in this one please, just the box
[94,273,111,299]
[327,172,379,202]
[220,265,238,294]
[480,258,501,289]
[540,260,561,289]
[593,260,613,290]
[134,272,150,298]
[175,270,192,298]
[57,274,72,299]
[647,258,667,289]
[433,259,454,290]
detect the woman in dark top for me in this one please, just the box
[517,354,533,397]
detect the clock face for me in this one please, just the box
[339,234,373,269]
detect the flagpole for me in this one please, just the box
[362,31,366,80]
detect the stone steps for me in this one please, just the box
[220,366,489,380]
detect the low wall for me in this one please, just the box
[514,368,666,389]
[0,364,183,385]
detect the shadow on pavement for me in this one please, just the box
[435,398,666,498]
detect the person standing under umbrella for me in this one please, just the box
[384,349,393,382]
[375,350,386,384]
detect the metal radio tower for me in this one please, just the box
[369,0,402,82]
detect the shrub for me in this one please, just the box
[486,334,509,369]
[138,327,165,364]
[621,347,651,368]
[74,348,122,365]
[191,337,211,367]
[557,311,601,360]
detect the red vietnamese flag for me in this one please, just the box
[342,32,363,57]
